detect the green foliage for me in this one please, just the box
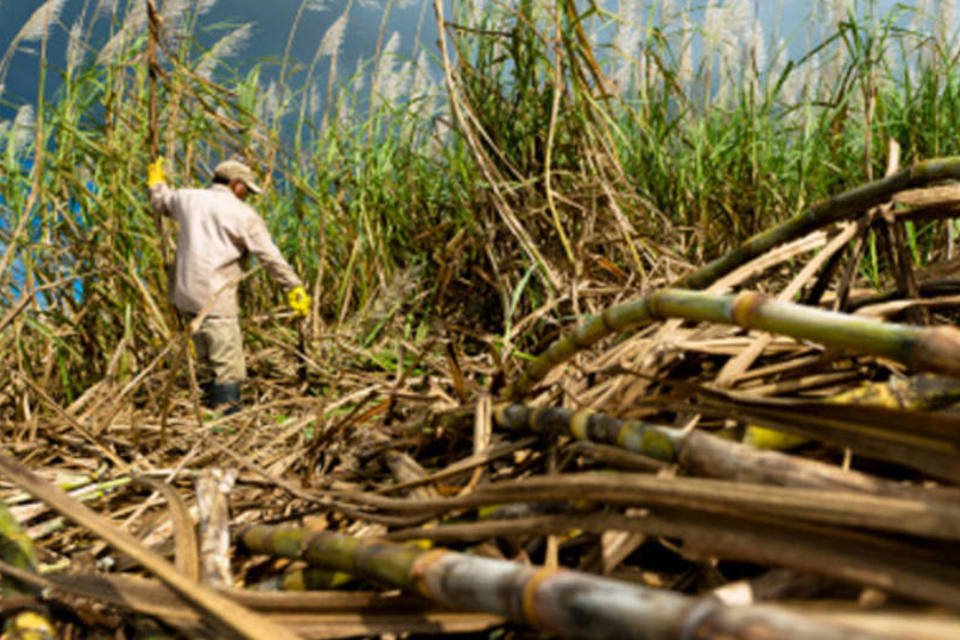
[1,0,958,404]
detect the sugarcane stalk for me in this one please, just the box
[333,471,960,540]
[385,510,960,611]
[145,0,168,267]
[746,373,960,450]
[493,403,931,497]
[237,525,882,640]
[506,288,960,398]
[5,471,101,505]
[146,0,159,161]
[677,157,960,290]
[196,468,235,587]
[507,157,960,398]
[1,500,55,639]
[0,500,36,596]
[249,566,353,592]
[10,477,132,522]
[689,387,960,482]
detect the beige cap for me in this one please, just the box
[213,160,262,194]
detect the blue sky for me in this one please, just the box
[0,0,434,118]
[0,0,938,120]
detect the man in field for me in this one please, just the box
[147,158,310,413]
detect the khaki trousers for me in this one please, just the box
[189,316,246,385]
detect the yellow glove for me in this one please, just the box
[147,157,166,187]
[6,610,55,640]
[287,286,311,317]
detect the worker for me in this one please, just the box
[147,157,311,413]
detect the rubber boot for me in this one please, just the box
[207,382,241,415]
[200,382,214,407]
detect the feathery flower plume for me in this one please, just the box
[197,0,219,14]
[428,116,451,156]
[375,31,401,82]
[410,50,432,104]
[937,0,956,56]
[704,0,751,102]
[15,0,67,43]
[383,59,412,109]
[337,96,353,129]
[259,80,281,121]
[0,121,9,139]
[703,0,725,54]
[914,0,938,69]
[12,105,35,154]
[469,0,488,25]
[373,31,403,109]
[307,0,330,11]
[811,49,838,102]
[66,20,84,75]
[352,58,365,94]
[770,37,801,103]
[196,24,252,79]
[122,3,149,33]
[96,0,120,17]
[660,0,674,22]
[537,0,557,17]
[585,18,601,55]
[749,9,766,70]
[162,0,190,30]
[824,0,848,31]
[942,0,957,28]
[817,0,849,92]
[727,0,753,59]
[308,82,321,121]
[677,7,693,88]
[611,4,642,93]
[319,10,349,57]
[914,0,933,30]
[747,8,766,99]
[914,0,933,66]
[0,0,67,89]
[98,3,148,64]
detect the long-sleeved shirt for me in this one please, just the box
[150,182,302,317]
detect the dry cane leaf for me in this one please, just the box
[0,454,301,640]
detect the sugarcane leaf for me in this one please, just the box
[686,387,960,482]
[131,476,200,582]
[0,454,301,640]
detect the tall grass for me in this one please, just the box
[1,0,958,408]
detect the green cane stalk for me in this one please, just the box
[237,525,875,640]
[506,158,960,399]
[493,402,956,492]
[506,287,960,399]
[1,500,55,639]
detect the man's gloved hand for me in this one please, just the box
[287,286,311,317]
[147,157,166,187]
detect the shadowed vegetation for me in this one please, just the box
[3,1,960,404]
[5,2,960,637]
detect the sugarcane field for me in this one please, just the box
[9,0,960,638]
